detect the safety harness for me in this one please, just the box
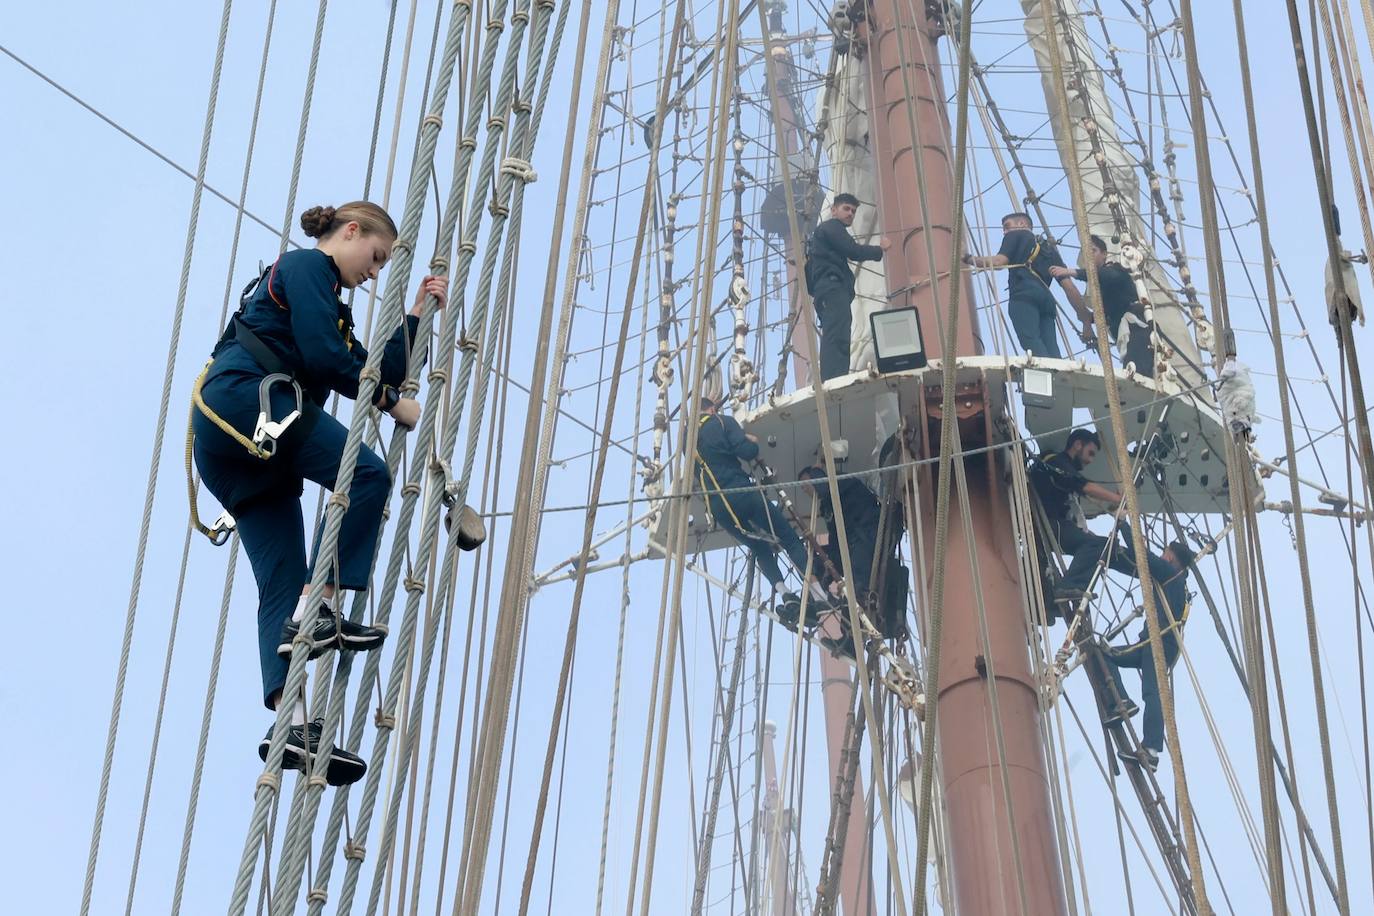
[185,259,330,544]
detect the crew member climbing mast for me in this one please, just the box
[693,381,814,616]
[190,202,448,786]
[804,192,890,380]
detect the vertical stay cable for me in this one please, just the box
[1041,1,1213,911]
[81,4,235,912]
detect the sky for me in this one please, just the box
[3,1,1374,915]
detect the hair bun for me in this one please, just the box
[299,205,338,238]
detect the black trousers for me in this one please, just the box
[708,489,811,589]
[814,286,854,381]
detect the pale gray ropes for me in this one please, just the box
[81,3,234,914]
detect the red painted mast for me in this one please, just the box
[859,3,1070,913]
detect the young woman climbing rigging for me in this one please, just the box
[191,201,447,785]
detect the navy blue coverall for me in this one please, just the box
[1105,537,1189,753]
[804,218,885,381]
[695,412,811,589]
[193,248,420,707]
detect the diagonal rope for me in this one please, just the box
[80,4,235,912]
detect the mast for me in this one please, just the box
[860,4,1070,913]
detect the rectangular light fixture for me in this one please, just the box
[1021,366,1055,408]
[870,307,928,373]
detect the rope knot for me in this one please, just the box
[488,198,511,218]
[459,239,478,256]
[307,773,328,789]
[328,493,351,512]
[402,481,422,497]
[500,157,537,184]
[359,366,382,383]
[392,239,413,255]
[375,709,397,730]
[404,575,426,594]
[512,7,530,24]
[459,336,480,353]
[428,367,450,386]
[256,773,281,794]
[429,256,450,273]
[307,889,328,906]
[486,16,505,33]
[344,841,367,862]
[460,136,478,151]
[421,113,444,131]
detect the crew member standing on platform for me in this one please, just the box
[804,192,890,381]
[1103,527,1195,772]
[694,389,814,611]
[963,212,1092,358]
[1050,234,1155,376]
[192,201,447,785]
[1029,428,1129,608]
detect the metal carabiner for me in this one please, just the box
[253,372,304,458]
[207,511,237,547]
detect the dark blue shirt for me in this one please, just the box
[804,217,885,296]
[997,229,1065,302]
[695,413,759,493]
[1029,451,1086,523]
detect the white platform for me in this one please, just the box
[652,356,1234,556]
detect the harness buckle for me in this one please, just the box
[207,511,237,546]
[252,373,304,457]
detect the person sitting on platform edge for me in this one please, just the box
[798,465,908,656]
[1029,429,1131,612]
[1102,526,1195,772]
[962,212,1093,358]
[804,192,891,381]
[192,201,448,786]
[694,389,816,621]
[1049,234,1155,377]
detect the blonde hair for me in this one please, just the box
[299,201,398,240]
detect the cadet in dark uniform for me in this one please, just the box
[804,192,890,381]
[1050,234,1155,376]
[192,201,448,784]
[963,212,1092,358]
[694,394,813,595]
[797,465,883,605]
[1103,529,1195,772]
[1028,429,1127,605]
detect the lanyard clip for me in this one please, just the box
[253,373,304,458]
[207,511,237,546]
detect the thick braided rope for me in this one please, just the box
[289,2,542,911]
[353,4,562,912]
[1044,1,1212,910]
[80,4,234,913]
[227,0,474,908]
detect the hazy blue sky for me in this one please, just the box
[4,1,1373,914]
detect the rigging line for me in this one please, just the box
[231,0,474,901]
[80,4,235,914]
[355,4,568,911]
[1046,1,1213,909]
[0,42,306,250]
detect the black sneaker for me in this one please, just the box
[258,718,367,786]
[1117,745,1159,773]
[818,631,857,661]
[1104,699,1140,725]
[1053,586,1088,605]
[775,593,803,632]
[278,607,386,658]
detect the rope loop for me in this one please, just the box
[501,157,538,183]
[459,336,480,354]
[399,378,421,396]
[428,367,451,386]
[392,239,413,256]
[328,493,352,512]
[460,136,478,151]
[344,841,366,862]
[402,481,422,498]
[359,365,383,384]
[486,15,505,33]
[421,113,443,131]
[256,772,281,795]
[429,256,450,273]
[307,773,328,789]
[307,889,328,906]
[487,114,507,132]
[459,239,478,256]
[374,709,397,730]
[404,575,426,594]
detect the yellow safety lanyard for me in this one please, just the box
[1119,593,1190,652]
[1009,237,1054,291]
[695,414,747,531]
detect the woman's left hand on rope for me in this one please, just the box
[409,275,449,316]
